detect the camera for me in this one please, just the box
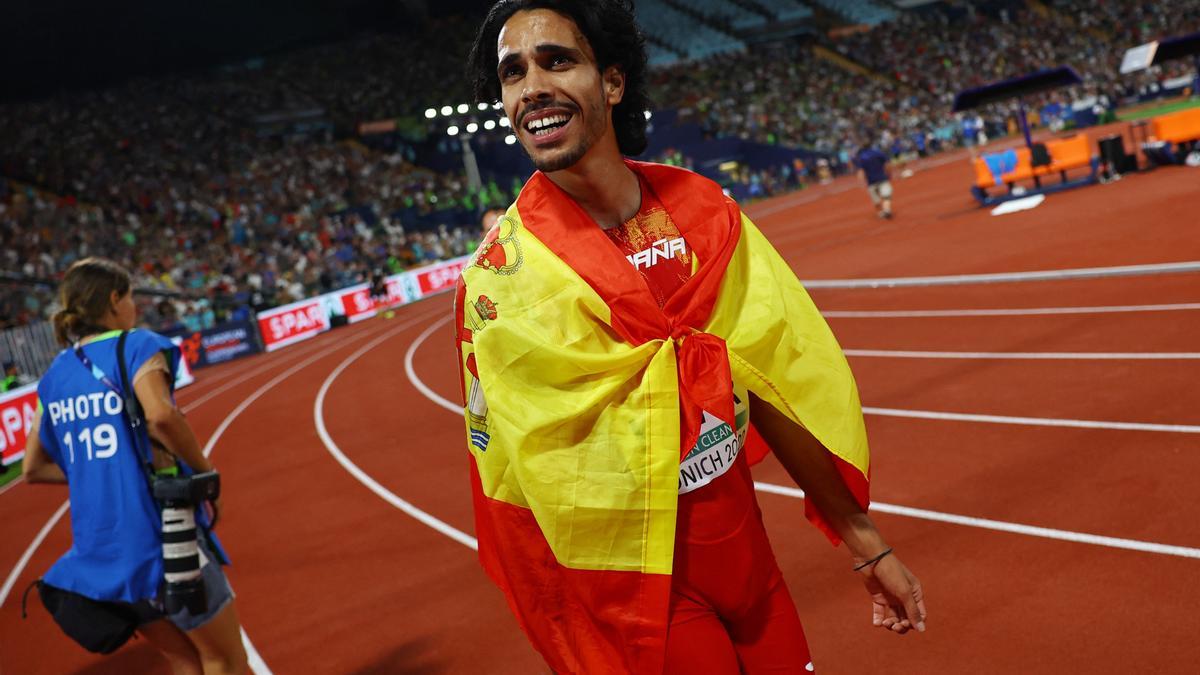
[152,471,220,616]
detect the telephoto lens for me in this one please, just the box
[160,500,208,615]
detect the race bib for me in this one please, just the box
[678,386,749,494]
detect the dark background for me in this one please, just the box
[2,0,498,102]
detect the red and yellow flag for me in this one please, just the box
[455,161,869,674]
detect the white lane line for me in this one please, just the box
[241,628,272,675]
[0,501,70,609]
[197,325,379,458]
[753,482,1200,559]
[0,320,387,673]
[405,316,460,414]
[801,260,1200,289]
[0,331,339,504]
[0,476,23,497]
[863,406,1200,433]
[0,339,334,605]
[823,302,1200,318]
[179,336,331,412]
[396,319,1200,558]
[845,349,1200,360]
[315,313,478,550]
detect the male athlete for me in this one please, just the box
[854,133,894,219]
[456,2,925,673]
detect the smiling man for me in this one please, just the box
[457,2,926,673]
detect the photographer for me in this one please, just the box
[23,258,248,675]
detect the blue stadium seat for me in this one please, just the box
[807,0,896,25]
[686,0,767,31]
[635,0,746,62]
[752,0,815,23]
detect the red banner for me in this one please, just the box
[258,298,331,352]
[0,384,38,466]
[337,279,410,324]
[416,258,469,296]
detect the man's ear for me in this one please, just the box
[603,65,626,106]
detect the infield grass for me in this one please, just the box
[1117,96,1200,121]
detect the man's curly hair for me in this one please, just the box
[467,0,650,156]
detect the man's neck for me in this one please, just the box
[545,145,640,230]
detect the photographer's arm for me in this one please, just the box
[23,414,67,484]
[134,369,214,474]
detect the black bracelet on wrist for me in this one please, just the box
[853,547,894,572]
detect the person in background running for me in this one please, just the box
[23,257,248,675]
[854,132,894,219]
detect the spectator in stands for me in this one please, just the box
[463,2,925,672]
[1,361,19,392]
[854,133,895,219]
[480,207,506,236]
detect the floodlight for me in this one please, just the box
[484,120,496,130]
[441,105,453,116]
[504,134,517,145]
[466,122,479,133]
[499,117,510,128]
[448,126,460,136]
[477,102,489,111]
[425,108,437,119]
[457,103,470,114]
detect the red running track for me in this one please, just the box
[2,148,1198,674]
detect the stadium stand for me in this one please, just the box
[685,0,768,31]
[751,0,815,23]
[832,0,1200,102]
[809,0,897,26]
[4,1,1199,332]
[651,40,951,157]
[635,0,747,61]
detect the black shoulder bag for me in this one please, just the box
[24,331,153,654]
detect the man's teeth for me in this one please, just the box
[526,114,570,135]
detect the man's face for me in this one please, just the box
[496,9,623,172]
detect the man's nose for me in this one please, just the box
[521,68,553,105]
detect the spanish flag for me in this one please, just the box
[455,161,869,674]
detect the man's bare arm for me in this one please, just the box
[749,392,927,633]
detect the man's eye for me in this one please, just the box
[503,66,522,79]
[551,56,571,67]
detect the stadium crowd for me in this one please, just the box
[651,41,954,160]
[831,0,1200,122]
[4,1,1199,332]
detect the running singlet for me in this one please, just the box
[604,184,758,545]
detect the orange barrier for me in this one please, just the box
[1151,107,1200,144]
[974,134,1093,189]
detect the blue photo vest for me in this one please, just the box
[37,330,180,603]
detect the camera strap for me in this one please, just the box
[72,331,156,483]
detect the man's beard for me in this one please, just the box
[531,140,591,173]
[527,99,608,172]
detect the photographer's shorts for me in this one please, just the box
[867,181,893,204]
[119,536,235,632]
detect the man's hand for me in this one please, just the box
[859,554,926,634]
